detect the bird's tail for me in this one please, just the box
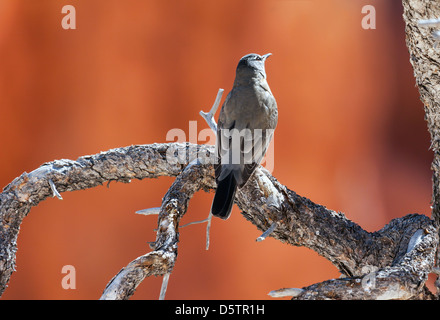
[211,173,237,220]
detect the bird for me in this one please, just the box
[210,53,278,220]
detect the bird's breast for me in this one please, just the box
[221,84,276,130]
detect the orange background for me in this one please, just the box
[0,0,434,299]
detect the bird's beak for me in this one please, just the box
[262,53,272,61]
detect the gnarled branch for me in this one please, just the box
[0,142,437,299]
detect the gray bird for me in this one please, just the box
[211,53,278,219]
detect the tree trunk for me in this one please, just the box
[402,0,440,294]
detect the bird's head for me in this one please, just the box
[235,53,272,80]
[237,53,271,71]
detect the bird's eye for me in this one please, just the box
[255,56,262,61]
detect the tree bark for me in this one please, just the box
[402,0,440,295]
[0,143,437,299]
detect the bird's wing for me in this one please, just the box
[239,122,274,188]
[215,87,277,188]
[238,87,277,187]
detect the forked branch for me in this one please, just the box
[0,142,437,299]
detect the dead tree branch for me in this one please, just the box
[0,142,437,299]
[0,143,211,297]
[100,158,214,300]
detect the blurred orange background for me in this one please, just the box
[0,0,433,299]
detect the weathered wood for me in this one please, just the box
[402,0,440,296]
[0,143,436,299]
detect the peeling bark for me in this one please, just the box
[0,143,437,299]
